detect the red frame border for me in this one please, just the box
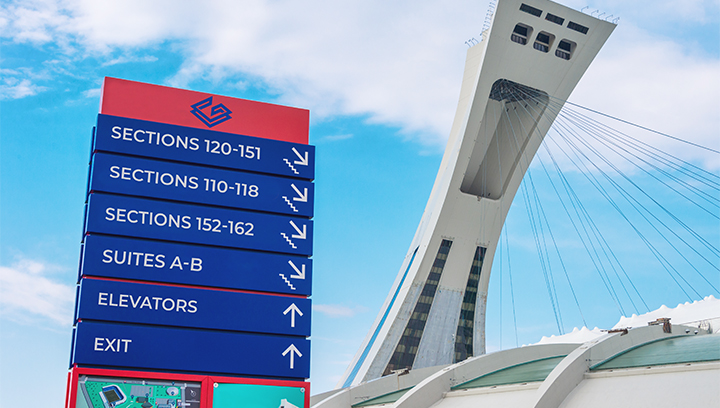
[100,77,309,144]
[65,366,310,408]
[80,276,308,299]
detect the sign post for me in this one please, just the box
[66,77,314,408]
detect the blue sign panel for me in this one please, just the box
[94,115,315,180]
[84,193,313,256]
[81,235,312,295]
[77,279,311,336]
[89,153,314,217]
[72,320,310,378]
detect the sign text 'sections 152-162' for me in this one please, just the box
[84,193,313,256]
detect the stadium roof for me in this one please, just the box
[312,297,720,407]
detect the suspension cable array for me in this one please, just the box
[485,81,719,341]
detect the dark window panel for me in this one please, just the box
[520,3,542,17]
[545,13,565,25]
[453,246,487,363]
[383,240,454,375]
[568,21,589,34]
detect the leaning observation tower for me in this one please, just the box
[339,0,616,387]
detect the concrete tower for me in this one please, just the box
[339,0,615,388]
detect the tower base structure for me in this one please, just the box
[339,0,615,388]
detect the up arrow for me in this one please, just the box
[283,303,303,328]
[291,184,308,202]
[289,220,306,240]
[282,344,303,369]
[288,260,305,280]
[291,147,309,166]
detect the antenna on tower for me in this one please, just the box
[480,0,498,42]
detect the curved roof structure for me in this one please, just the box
[312,323,720,407]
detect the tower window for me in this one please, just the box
[511,23,532,45]
[519,3,542,17]
[545,13,564,25]
[567,21,589,34]
[453,246,487,363]
[383,240,453,375]
[555,39,575,60]
[533,31,554,53]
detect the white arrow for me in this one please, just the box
[290,184,308,202]
[283,303,303,328]
[291,147,309,166]
[289,220,306,240]
[288,260,305,280]
[279,400,299,408]
[282,344,303,369]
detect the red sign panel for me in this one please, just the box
[65,367,310,408]
[100,77,309,144]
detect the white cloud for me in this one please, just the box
[0,0,70,44]
[101,54,158,67]
[0,0,486,146]
[313,304,368,318]
[0,76,46,99]
[1,0,717,155]
[0,257,75,326]
[157,0,486,146]
[569,23,720,170]
[83,87,101,98]
[0,67,54,99]
[320,134,354,143]
[561,0,720,25]
[535,295,720,344]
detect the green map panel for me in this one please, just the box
[592,334,720,370]
[76,376,200,408]
[452,356,567,390]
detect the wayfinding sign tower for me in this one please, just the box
[66,77,314,408]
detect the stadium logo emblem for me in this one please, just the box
[190,97,232,127]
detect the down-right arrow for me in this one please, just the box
[288,260,306,280]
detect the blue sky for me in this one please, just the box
[0,0,718,403]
